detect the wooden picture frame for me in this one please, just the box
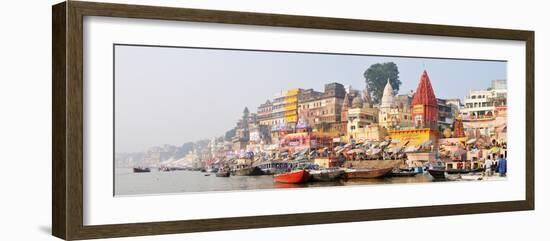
[52,1,534,240]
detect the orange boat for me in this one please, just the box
[274,169,310,184]
[343,167,392,179]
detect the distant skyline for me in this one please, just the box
[115,45,506,153]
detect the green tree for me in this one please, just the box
[363,62,401,104]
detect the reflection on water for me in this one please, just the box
[115,168,444,196]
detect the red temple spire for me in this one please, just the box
[411,70,438,129]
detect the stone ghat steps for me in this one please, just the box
[343,159,407,169]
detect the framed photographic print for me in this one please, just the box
[52,1,534,240]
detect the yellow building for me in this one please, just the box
[388,128,438,149]
[284,88,300,124]
[389,128,439,165]
[345,123,387,143]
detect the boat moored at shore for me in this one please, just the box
[231,166,263,176]
[343,167,392,179]
[274,169,310,183]
[216,169,231,177]
[309,168,344,182]
[133,167,151,173]
[390,168,420,177]
[427,169,447,179]
[256,160,294,175]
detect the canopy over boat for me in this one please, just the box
[387,146,402,153]
[452,148,467,157]
[420,140,433,148]
[369,148,382,155]
[404,145,419,153]
[347,149,365,154]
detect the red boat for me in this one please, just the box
[274,169,310,184]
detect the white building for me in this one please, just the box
[461,80,507,119]
[269,91,287,128]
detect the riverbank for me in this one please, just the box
[114,168,504,196]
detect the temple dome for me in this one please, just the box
[380,78,394,108]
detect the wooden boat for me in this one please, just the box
[343,167,392,179]
[274,169,310,184]
[231,166,263,176]
[216,170,230,177]
[309,168,344,181]
[390,170,419,177]
[446,169,474,174]
[133,167,150,173]
[471,167,484,173]
[429,167,483,178]
[256,161,293,175]
[274,182,303,188]
[428,169,446,179]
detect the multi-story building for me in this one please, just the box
[297,83,345,132]
[318,83,346,125]
[257,100,273,126]
[346,84,380,141]
[246,111,272,148]
[248,124,271,146]
[297,88,323,127]
[462,106,507,150]
[284,88,302,125]
[270,91,286,129]
[267,90,300,144]
[461,79,507,119]
[437,98,461,130]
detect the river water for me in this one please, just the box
[114,168,447,196]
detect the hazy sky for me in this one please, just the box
[115,45,506,152]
